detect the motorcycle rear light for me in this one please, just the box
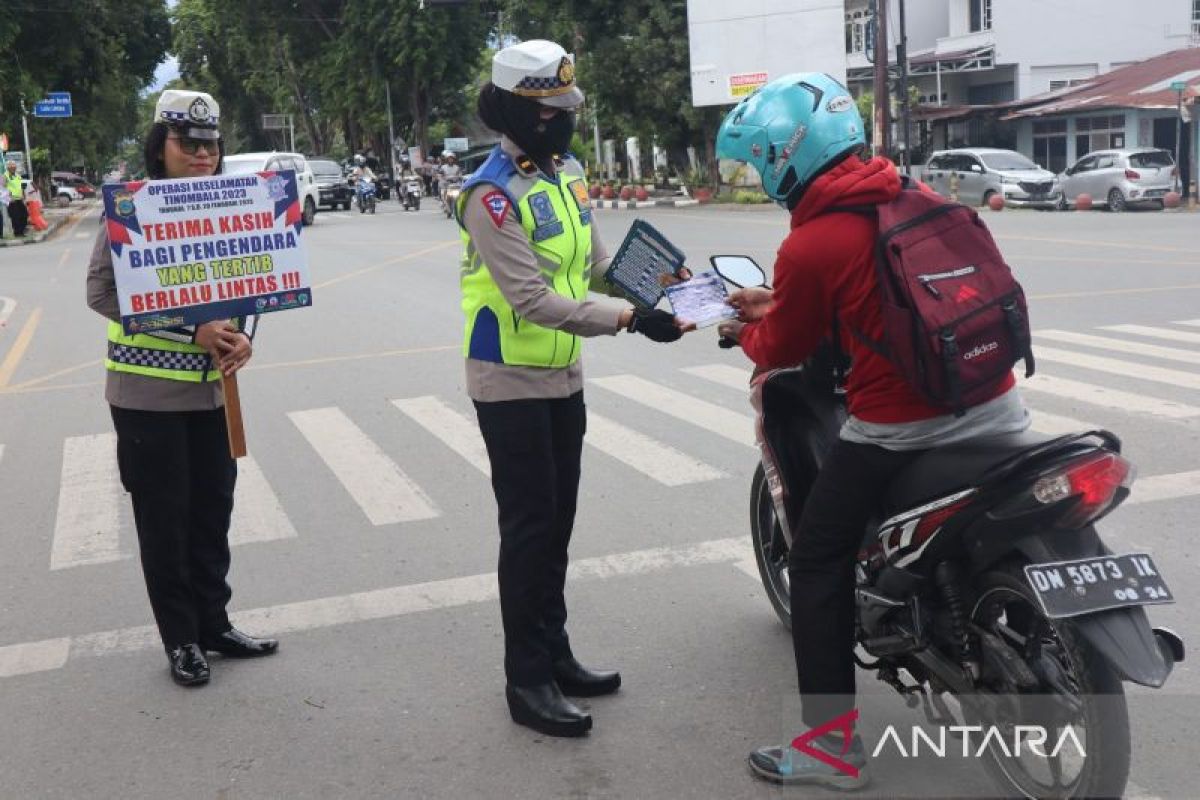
[1034,452,1134,526]
[1125,169,1141,180]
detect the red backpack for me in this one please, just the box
[835,181,1035,415]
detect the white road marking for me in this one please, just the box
[1103,323,1200,346]
[288,407,439,525]
[73,231,89,240]
[585,412,727,486]
[392,396,491,477]
[1033,346,1200,392]
[681,363,753,391]
[50,434,126,570]
[1028,410,1092,435]
[1176,319,1200,327]
[1036,330,1200,365]
[589,374,756,447]
[0,536,750,678]
[229,456,298,545]
[1127,470,1200,506]
[1018,373,1200,419]
[0,296,15,328]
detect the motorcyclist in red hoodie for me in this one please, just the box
[715,73,1030,789]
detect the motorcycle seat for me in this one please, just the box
[884,428,1059,514]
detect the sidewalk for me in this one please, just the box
[0,200,99,247]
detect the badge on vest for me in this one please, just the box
[528,191,564,241]
[568,180,592,226]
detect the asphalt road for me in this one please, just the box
[0,196,1198,799]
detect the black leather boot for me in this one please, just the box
[166,644,210,686]
[506,683,593,737]
[552,656,621,697]
[199,627,279,658]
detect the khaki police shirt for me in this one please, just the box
[86,226,226,412]
[461,139,627,403]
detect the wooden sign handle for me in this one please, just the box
[222,373,248,459]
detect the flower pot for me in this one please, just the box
[601,186,616,199]
[692,187,714,203]
[634,187,649,202]
[619,186,634,201]
[589,185,602,200]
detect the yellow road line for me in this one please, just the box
[0,380,98,397]
[245,344,460,372]
[6,358,101,390]
[56,248,72,268]
[0,307,43,388]
[314,241,458,290]
[1030,283,1200,300]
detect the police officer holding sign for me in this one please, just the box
[86,90,278,687]
[460,40,686,737]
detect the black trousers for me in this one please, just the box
[789,438,926,729]
[8,200,27,237]
[474,391,586,686]
[110,406,237,649]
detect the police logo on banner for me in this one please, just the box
[266,175,288,202]
[481,189,511,227]
[114,191,136,218]
[528,191,564,241]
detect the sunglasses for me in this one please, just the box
[168,135,220,155]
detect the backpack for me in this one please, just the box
[834,180,1035,416]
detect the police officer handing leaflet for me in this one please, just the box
[459,40,686,737]
[86,90,278,688]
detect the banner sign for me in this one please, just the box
[443,137,469,153]
[103,170,313,335]
[728,71,769,99]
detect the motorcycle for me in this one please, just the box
[442,176,464,219]
[402,176,423,212]
[354,176,377,215]
[711,254,1184,799]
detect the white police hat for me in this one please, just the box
[492,40,585,109]
[155,89,221,139]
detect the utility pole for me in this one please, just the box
[897,0,912,172]
[872,0,891,157]
[20,96,33,178]
[386,79,398,179]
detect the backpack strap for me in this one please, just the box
[818,203,893,364]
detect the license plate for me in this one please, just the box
[1028,193,1047,201]
[1023,553,1173,619]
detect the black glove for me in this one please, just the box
[627,307,682,343]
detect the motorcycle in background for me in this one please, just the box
[402,176,423,212]
[711,254,1183,799]
[354,176,377,215]
[442,177,464,219]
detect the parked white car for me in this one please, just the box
[222,151,321,225]
[922,148,1060,208]
[1057,148,1176,211]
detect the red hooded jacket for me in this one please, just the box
[738,156,1014,424]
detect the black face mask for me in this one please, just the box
[478,83,575,166]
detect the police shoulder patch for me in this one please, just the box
[480,189,511,227]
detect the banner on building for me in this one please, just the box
[728,71,769,99]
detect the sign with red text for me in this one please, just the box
[102,171,313,334]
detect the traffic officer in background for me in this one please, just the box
[4,160,29,237]
[460,39,686,737]
[86,90,278,687]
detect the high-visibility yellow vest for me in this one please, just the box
[105,321,220,383]
[458,147,593,368]
[4,172,22,199]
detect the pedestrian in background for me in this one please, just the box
[4,160,28,236]
[85,89,279,687]
[458,39,688,738]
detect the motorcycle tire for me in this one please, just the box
[968,561,1131,800]
[750,463,792,629]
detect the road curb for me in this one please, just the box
[0,201,96,248]
[594,198,700,210]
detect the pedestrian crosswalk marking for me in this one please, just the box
[1127,470,1200,506]
[589,374,756,447]
[1019,374,1200,419]
[288,407,439,526]
[1028,410,1092,436]
[1103,324,1200,346]
[681,363,753,392]
[1176,319,1200,328]
[392,396,492,477]
[229,456,298,546]
[585,412,727,486]
[1037,330,1200,365]
[50,434,125,570]
[1034,346,1200,392]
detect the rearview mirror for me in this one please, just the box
[710,255,767,288]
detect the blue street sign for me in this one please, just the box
[33,100,72,118]
[47,91,71,102]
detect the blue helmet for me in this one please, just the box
[716,73,866,203]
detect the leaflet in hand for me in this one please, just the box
[604,219,686,308]
[664,271,737,328]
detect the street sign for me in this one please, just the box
[47,92,71,102]
[728,71,769,99]
[443,137,468,152]
[33,99,72,118]
[1170,80,1188,91]
[262,114,289,130]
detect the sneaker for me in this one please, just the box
[748,733,871,790]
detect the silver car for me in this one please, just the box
[922,148,1060,208]
[1058,148,1176,211]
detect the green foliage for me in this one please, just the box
[733,189,769,204]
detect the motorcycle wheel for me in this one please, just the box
[414,197,420,212]
[750,464,792,629]
[968,561,1131,799]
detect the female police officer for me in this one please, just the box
[459,41,685,737]
[86,90,278,687]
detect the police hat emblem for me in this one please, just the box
[557,57,575,85]
[188,97,212,124]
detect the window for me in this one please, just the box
[980,152,1037,171]
[1129,150,1174,168]
[1095,155,1116,170]
[970,0,992,32]
[1049,79,1088,91]
[1070,155,1097,175]
[1193,0,1200,38]
[1032,119,1068,135]
[845,8,868,54]
[1074,114,1125,157]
